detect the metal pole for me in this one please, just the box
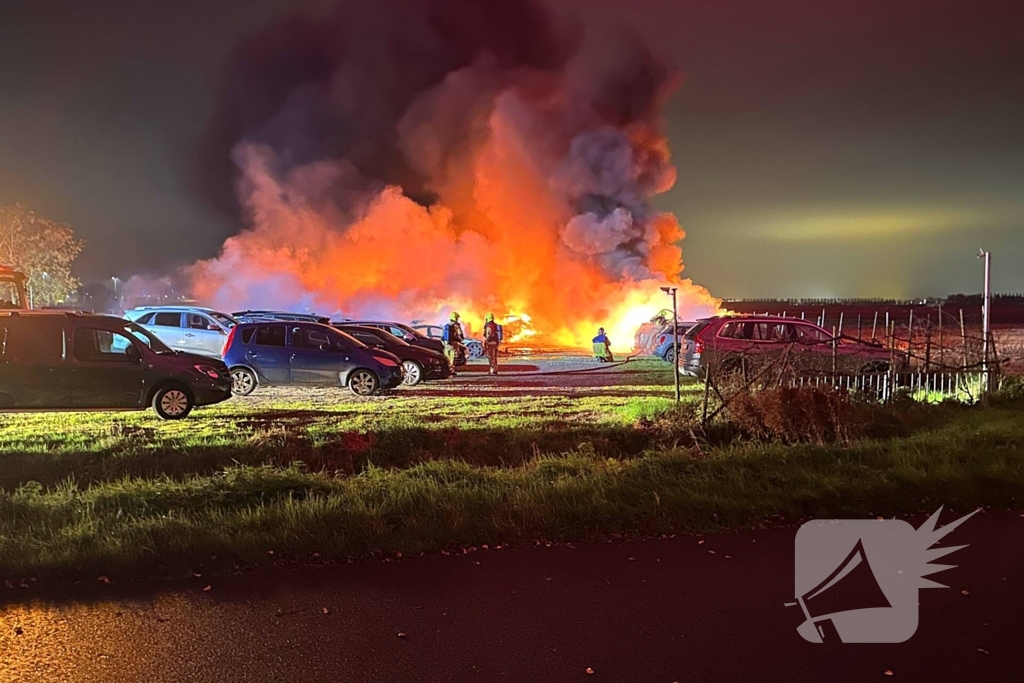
[672,288,680,403]
[980,250,992,392]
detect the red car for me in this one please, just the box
[679,315,894,378]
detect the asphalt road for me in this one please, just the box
[2,510,1021,683]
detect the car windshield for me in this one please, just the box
[375,330,411,347]
[210,312,237,328]
[122,322,173,353]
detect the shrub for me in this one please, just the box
[724,386,864,444]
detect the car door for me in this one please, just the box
[246,324,290,383]
[184,312,226,357]
[288,326,343,384]
[69,326,146,408]
[0,318,72,408]
[147,311,186,351]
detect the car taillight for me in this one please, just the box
[694,339,705,355]
[657,335,667,345]
[222,327,236,355]
[375,357,398,367]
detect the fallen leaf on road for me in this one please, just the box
[97,576,110,584]
[977,648,990,655]
[884,670,894,677]
[267,550,274,555]
[725,555,733,559]
[708,551,716,555]
[961,590,970,596]
[697,540,705,545]
[585,667,595,675]
[192,572,202,578]
[321,608,330,615]
[472,561,480,565]
[395,552,403,559]
[202,585,212,592]
[311,552,320,559]
[628,557,636,561]
[397,632,407,639]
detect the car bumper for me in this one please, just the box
[679,358,704,378]
[424,363,453,380]
[381,370,404,389]
[194,381,232,406]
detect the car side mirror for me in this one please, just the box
[208,325,221,332]
[318,343,332,352]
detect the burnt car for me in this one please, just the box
[0,311,231,419]
[334,324,452,385]
[679,315,894,379]
[223,321,403,396]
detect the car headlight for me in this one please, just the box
[194,364,221,379]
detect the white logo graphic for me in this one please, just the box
[790,507,978,643]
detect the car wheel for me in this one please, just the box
[401,360,423,386]
[664,347,676,364]
[349,369,379,396]
[153,385,194,420]
[465,340,484,359]
[231,367,257,396]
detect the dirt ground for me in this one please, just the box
[240,353,680,406]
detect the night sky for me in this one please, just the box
[1,0,1021,298]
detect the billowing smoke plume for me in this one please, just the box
[190,0,717,345]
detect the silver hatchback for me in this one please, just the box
[125,307,237,358]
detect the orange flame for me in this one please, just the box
[189,56,719,347]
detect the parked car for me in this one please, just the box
[679,315,893,379]
[232,310,331,324]
[335,320,445,354]
[334,324,452,385]
[651,321,697,363]
[0,311,231,419]
[125,306,237,358]
[413,324,483,360]
[223,321,403,396]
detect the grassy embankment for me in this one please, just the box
[1,359,1021,581]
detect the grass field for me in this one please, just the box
[1,357,1022,583]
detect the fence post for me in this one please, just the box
[871,311,878,343]
[959,309,968,369]
[832,326,838,380]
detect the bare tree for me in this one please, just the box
[0,204,84,306]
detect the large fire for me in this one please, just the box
[187,0,719,348]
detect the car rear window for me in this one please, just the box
[684,321,710,339]
[254,325,286,346]
[1,321,64,365]
[241,328,256,344]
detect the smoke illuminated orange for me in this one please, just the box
[188,24,719,348]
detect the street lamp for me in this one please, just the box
[660,286,680,402]
[978,249,992,392]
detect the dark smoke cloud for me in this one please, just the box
[195,0,574,216]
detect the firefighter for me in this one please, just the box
[592,327,614,362]
[483,313,501,375]
[443,312,464,371]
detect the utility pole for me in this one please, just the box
[661,286,680,402]
[979,249,992,392]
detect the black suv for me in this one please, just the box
[0,312,231,419]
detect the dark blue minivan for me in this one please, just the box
[223,322,403,396]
